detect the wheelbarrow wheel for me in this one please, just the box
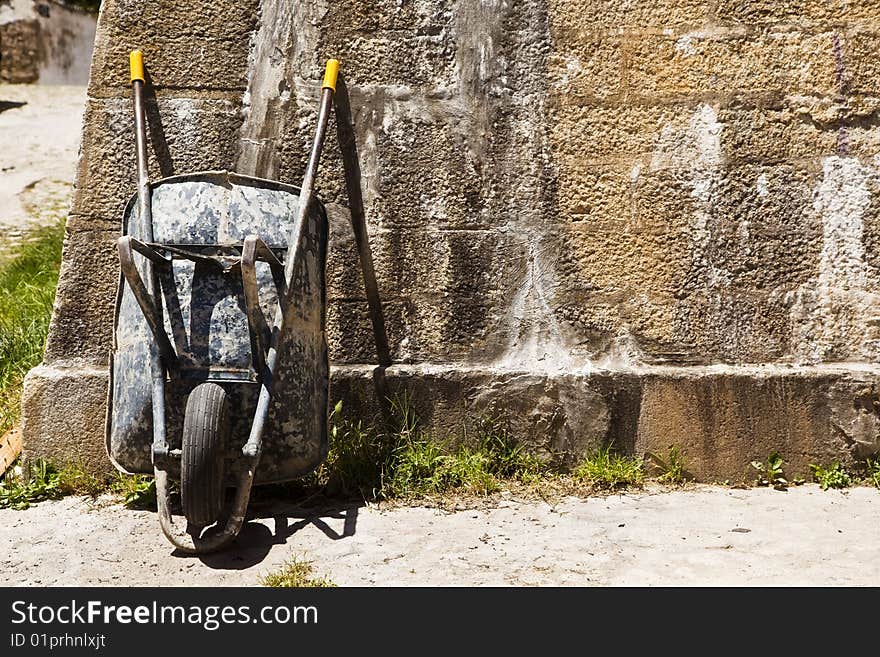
[181,382,228,526]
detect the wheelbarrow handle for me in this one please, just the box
[322,58,340,91]
[127,49,169,464]
[129,50,152,234]
[242,59,341,459]
[130,49,145,83]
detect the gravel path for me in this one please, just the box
[2,484,879,586]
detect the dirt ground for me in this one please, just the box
[0,84,85,251]
[2,483,879,586]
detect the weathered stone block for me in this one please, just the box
[550,0,710,29]
[554,163,633,224]
[554,222,690,357]
[71,97,244,224]
[22,356,880,484]
[331,366,613,465]
[43,229,118,364]
[103,0,258,39]
[635,369,863,481]
[546,32,623,102]
[715,1,880,24]
[549,104,681,164]
[21,365,113,476]
[628,29,839,99]
[328,222,527,363]
[317,33,457,89]
[87,0,258,94]
[707,164,820,290]
[671,290,796,363]
[717,103,838,163]
[322,0,452,34]
[842,31,880,96]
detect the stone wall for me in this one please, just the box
[22,0,880,481]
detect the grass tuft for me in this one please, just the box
[0,459,65,509]
[260,555,336,588]
[573,444,644,490]
[646,445,689,485]
[0,456,159,510]
[0,219,65,434]
[109,474,157,510]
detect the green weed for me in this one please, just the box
[311,397,547,501]
[0,456,159,510]
[385,438,498,497]
[646,445,689,485]
[867,458,880,489]
[0,459,107,509]
[751,451,788,490]
[56,464,108,498]
[0,459,65,509]
[381,398,550,498]
[110,474,157,510]
[260,555,336,588]
[469,415,544,482]
[809,462,852,490]
[312,400,395,499]
[573,444,644,490]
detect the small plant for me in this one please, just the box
[110,474,157,509]
[56,464,108,497]
[751,451,788,490]
[260,555,336,588]
[867,458,880,489]
[574,444,644,490]
[809,462,852,490]
[0,459,64,509]
[385,436,501,497]
[470,414,544,482]
[315,400,394,499]
[0,458,163,510]
[646,445,689,485]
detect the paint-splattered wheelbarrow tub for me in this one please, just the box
[105,53,342,554]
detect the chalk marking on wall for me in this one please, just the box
[791,155,880,362]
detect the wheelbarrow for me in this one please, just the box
[106,52,389,554]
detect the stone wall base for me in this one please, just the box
[22,362,880,482]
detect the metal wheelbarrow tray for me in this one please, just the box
[107,171,328,551]
[103,53,362,554]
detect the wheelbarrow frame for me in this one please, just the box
[110,170,329,553]
[106,53,386,554]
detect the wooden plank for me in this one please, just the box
[0,427,22,477]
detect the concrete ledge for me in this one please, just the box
[21,362,880,481]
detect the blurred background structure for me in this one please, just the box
[0,0,97,85]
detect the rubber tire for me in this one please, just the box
[181,382,228,526]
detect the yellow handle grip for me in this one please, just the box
[322,58,340,91]
[130,50,145,83]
